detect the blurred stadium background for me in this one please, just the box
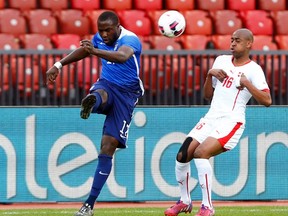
[0,0,287,106]
[0,0,287,208]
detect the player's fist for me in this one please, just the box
[46,66,60,85]
[80,39,94,54]
[208,69,227,82]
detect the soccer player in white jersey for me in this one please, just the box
[46,11,144,216]
[164,28,272,216]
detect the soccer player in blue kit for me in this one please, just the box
[46,11,144,216]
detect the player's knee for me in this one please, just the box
[92,89,108,104]
[176,137,192,163]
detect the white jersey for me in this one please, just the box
[205,55,270,123]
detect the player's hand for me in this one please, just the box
[208,69,227,82]
[80,39,94,54]
[237,74,248,90]
[46,66,60,85]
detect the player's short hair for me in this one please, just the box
[98,11,119,25]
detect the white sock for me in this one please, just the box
[175,160,191,204]
[194,159,213,209]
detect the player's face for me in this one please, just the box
[230,33,251,59]
[97,19,121,46]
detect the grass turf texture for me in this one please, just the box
[0,206,288,216]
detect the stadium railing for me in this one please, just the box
[0,49,287,106]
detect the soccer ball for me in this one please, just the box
[158,10,186,38]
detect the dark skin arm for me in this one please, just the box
[81,39,134,63]
[46,40,134,84]
[203,69,227,100]
[239,74,272,107]
[46,47,89,84]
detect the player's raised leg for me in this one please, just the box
[80,91,103,119]
[80,94,97,119]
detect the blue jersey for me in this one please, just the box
[92,26,144,95]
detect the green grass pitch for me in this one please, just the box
[0,206,288,216]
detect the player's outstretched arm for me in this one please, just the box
[81,39,134,63]
[92,46,134,63]
[46,47,90,85]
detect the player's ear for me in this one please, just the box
[247,40,253,49]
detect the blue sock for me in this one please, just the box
[85,154,112,209]
[91,91,102,113]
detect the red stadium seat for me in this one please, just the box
[25,9,57,36]
[226,0,255,11]
[0,0,4,8]
[56,9,91,36]
[138,36,151,50]
[51,34,81,50]
[196,0,225,11]
[210,10,242,35]
[183,10,212,35]
[85,10,107,34]
[76,57,100,92]
[147,10,169,35]
[240,10,273,35]
[0,9,27,36]
[11,56,40,97]
[19,34,54,74]
[0,33,20,50]
[165,0,194,10]
[39,0,68,10]
[8,0,37,11]
[82,34,94,40]
[19,34,53,50]
[134,0,162,10]
[0,34,20,63]
[258,0,286,11]
[252,35,278,51]
[142,41,151,50]
[180,35,209,50]
[250,36,278,79]
[211,35,231,50]
[180,35,214,75]
[275,35,288,50]
[70,0,100,12]
[149,35,182,50]
[270,11,288,35]
[102,0,132,10]
[117,10,152,36]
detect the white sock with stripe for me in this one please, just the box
[175,160,191,205]
[194,158,213,209]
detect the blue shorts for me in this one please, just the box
[89,79,141,148]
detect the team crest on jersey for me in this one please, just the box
[237,72,243,77]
